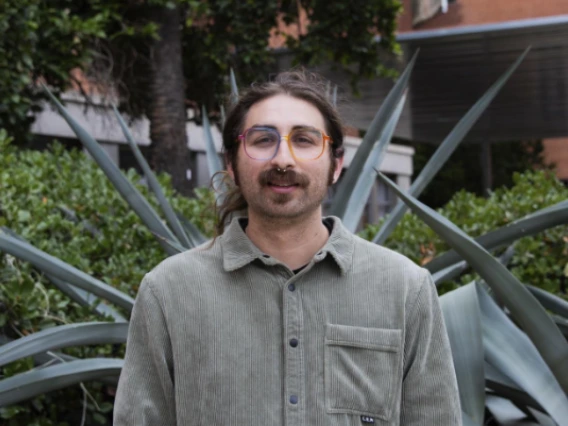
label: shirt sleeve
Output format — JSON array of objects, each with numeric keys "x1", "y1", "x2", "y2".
[
  {"x1": 113, "y1": 274, "x2": 176, "y2": 425},
  {"x1": 400, "y1": 269, "x2": 462, "y2": 425}
]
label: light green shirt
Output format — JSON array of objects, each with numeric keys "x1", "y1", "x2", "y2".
[{"x1": 114, "y1": 217, "x2": 461, "y2": 425}]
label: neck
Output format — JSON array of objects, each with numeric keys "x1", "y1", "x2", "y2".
[{"x1": 245, "y1": 210, "x2": 330, "y2": 270}]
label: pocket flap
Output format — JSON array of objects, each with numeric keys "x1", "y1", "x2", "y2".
[{"x1": 325, "y1": 324, "x2": 401, "y2": 352}]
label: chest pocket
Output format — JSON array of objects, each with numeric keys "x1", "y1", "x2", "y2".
[{"x1": 324, "y1": 324, "x2": 402, "y2": 421}]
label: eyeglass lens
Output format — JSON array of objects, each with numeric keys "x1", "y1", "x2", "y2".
[{"x1": 244, "y1": 127, "x2": 325, "y2": 160}]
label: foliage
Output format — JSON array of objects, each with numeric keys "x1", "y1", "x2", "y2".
[
  {"x1": 1, "y1": 0, "x2": 402, "y2": 139},
  {"x1": 361, "y1": 170, "x2": 568, "y2": 298},
  {"x1": 403, "y1": 138, "x2": 547, "y2": 208},
  {"x1": 0, "y1": 0, "x2": 116, "y2": 144},
  {"x1": 0, "y1": 133, "x2": 214, "y2": 424},
  {"x1": 282, "y1": 0, "x2": 402, "y2": 88},
  {"x1": 100, "y1": 0, "x2": 403, "y2": 114}
]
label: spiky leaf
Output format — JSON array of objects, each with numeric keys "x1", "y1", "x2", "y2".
[
  {"x1": 41, "y1": 85, "x2": 178, "y2": 255},
  {"x1": 373, "y1": 48, "x2": 530, "y2": 245},
  {"x1": 113, "y1": 105, "x2": 192, "y2": 249},
  {"x1": 377, "y1": 172, "x2": 568, "y2": 393},
  {"x1": 329, "y1": 50, "x2": 419, "y2": 218}
]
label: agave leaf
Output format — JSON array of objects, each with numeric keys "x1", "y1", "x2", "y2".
[
  {"x1": 112, "y1": 105, "x2": 192, "y2": 249},
  {"x1": 152, "y1": 232, "x2": 186, "y2": 254},
  {"x1": 431, "y1": 245, "x2": 517, "y2": 285},
  {"x1": 329, "y1": 50, "x2": 419, "y2": 218},
  {"x1": 0, "y1": 323, "x2": 128, "y2": 368},
  {"x1": 377, "y1": 172, "x2": 568, "y2": 393},
  {"x1": 462, "y1": 412, "x2": 477, "y2": 426},
  {"x1": 527, "y1": 408, "x2": 556, "y2": 426},
  {"x1": 332, "y1": 85, "x2": 338, "y2": 107},
  {"x1": 176, "y1": 212, "x2": 207, "y2": 246},
  {"x1": 426, "y1": 199, "x2": 568, "y2": 273},
  {"x1": 477, "y1": 284, "x2": 568, "y2": 423},
  {"x1": 0, "y1": 335, "x2": 119, "y2": 387},
  {"x1": 526, "y1": 285, "x2": 568, "y2": 319},
  {"x1": 202, "y1": 106, "x2": 228, "y2": 208},
  {"x1": 48, "y1": 275, "x2": 127, "y2": 322},
  {"x1": 439, "y1": 283, "x2": 485, "y2": 425},
  {"x1": 41, "y1": 85, "x2": 178, "y2": 256},
  {"x1": 229, "y1": 68, "x2": 239, "y2": 105},
  {"x1": 498, "y1": 244, "x2": 516, "y2": 267},
  {"x1": 0, "y1": 358, "x2": 123, "y2": 407},
  {"x1": 342, "y1": 92, "x2": 407, "y2": 232},
  {"x1": 0, "y1": 232, "x2": 134, "y2": 312},
  {"x1": 220, "y1": 104, "x2": 226, "y2": 128},
  {"x1": 1, "y1": 227, "x2": 126, "y2": 321},
  {"x1": 0, "y1": 335, "x2": 73, "y2": 363},
  {"x1": 485, "y1": 395, "x2": 539, "y2": 425},
  {"x1": 202, "y1": 107, "x2": 225, "y2": 180},
  {"x1": 432, "y1": 260, "x2": 467, "y2": 285},
  {"x1": 57, "y1": 205, "x2": 102, "y2": 238},
  {"x1": 372, "y1": 48, "x2": 530, "y2": 245},
  {"x1": 552, "y1": 315, "x2": 568, "y2": 339},
  {"x1": 484, "y1": 362, "x2": 544, "y2": 412}
]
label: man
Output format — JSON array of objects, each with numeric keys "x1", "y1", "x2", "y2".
[{"x1": 114, "y1": 71, "x2": 462, "y2": 425}]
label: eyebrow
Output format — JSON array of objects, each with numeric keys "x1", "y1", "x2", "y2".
[{"x1": 249, "y1": 124, "x2": 319, "y2": 131}]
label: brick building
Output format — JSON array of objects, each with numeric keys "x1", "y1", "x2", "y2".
[
  {"x1": 398, "y1": 0, "x2": 568, "y2": 183},
  {"x1": 273, "y1": 0, "x2": 568, "y2": 187}
]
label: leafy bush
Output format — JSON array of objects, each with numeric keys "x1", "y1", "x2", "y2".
[
  {"x1": 361, "y1": 170, "x2": 568, "y2": 298},
  {"x1": 0, "y1": 132, "x2": 214, "y2": 425}
]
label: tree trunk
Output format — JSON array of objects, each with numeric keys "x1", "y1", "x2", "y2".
[{"x1": 147, "y1": 6, "x2": 192, "y2": 195}]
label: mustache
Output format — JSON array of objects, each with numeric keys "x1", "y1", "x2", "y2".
[{"x1": 259, "y1": 168, "x2": 309, "y2": 187}]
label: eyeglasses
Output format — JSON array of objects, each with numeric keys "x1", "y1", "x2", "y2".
[{"x1": 237, "y1": 126, "x2": 331, "y2": 161}]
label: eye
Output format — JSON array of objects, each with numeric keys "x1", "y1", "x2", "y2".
[
  {"x1": 249, "y1": 130, "x2": 278, "y2": 146},
  {"x1": 292, "y1": 130, "x2": 319, "y2": 146}
]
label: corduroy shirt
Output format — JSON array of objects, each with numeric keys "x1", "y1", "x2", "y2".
[{"x1": 114, "y1": 217, "x2": 462, "y2": 426}]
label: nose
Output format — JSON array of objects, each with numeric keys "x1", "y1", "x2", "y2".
[{"x1": 270, "y1": 136, "x2": 296, "y2": 169}]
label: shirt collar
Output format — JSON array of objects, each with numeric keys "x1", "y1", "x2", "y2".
[{"x1": 221, "y1": 216, "x2": 354, "y2": 275}]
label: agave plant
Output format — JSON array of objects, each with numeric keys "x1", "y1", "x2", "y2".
[{"x1": 2, "y1": 50, "x2": 568, "y2": 425}]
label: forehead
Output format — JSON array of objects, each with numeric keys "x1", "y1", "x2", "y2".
[{"x1": 243, "y1": 94, "x2": 326, "y2": 131}]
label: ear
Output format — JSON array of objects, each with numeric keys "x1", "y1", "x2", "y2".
[
  {"x1": 332, "y1": 155, "x2": 344, "y2": 184},
  {"x1": 225, "y1": 153, "x2": 235, "y2": 180}
]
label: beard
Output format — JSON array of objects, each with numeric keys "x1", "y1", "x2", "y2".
[{"x1": 232, "y1": 160, "x2": 337, "y2": 221}]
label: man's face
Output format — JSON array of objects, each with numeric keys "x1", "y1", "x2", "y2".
[{"x1": 228, "y1": 94, "x2": 343, "y2": 222}]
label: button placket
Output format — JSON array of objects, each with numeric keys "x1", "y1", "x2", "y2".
[{"x1": 283, "y1": 275, "x2": 304, "y2": 425}]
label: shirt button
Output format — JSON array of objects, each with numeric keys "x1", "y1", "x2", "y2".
[
  {"x1": 289, "y1": 338, "x2": 298, "y2": 348},
  {"x1": 288, "y1": 283, "x2": 296, "y2": 292},
  {"x1": 289, "y1": 395, "x2": 298, "y2": 405}
]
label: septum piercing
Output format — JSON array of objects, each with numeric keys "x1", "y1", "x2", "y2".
[{"x1": 276, "y1": 168, "x2": 288, "y2": 173}]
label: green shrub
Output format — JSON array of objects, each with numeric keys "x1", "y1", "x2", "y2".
[
  {"x1": 0, "y1": 135, "x2": 215, "y2": 425},
  {"x1": 361, "y1": 169, "x2": 568, "y2": 297}
]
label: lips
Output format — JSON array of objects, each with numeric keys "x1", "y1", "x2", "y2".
[
  {"x1": 268, "y1": 181, "x2": 298, "y2": 188},
  {"x1": 259, "y1": 168, "x2": 308, "y2": 189}
]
